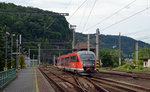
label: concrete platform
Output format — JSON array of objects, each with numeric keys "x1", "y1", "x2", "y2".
[{"x1": 2, "y1": 68, "x2": 55, "y2": 92}]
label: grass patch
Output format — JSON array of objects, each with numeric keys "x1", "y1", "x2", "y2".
[
  {"x1": 115, "y1": 63, "x2": 150, "y2": 73},
  {"x1": 99, "y1": 67, "x2": 107, "y2": 72},
  {"x1": 0, "y1": 90, "x2": 2, "y2": 92}
]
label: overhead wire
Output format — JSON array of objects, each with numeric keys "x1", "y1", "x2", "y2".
[
  {"x1": 68, "y1": 0, "x2": 89, "y2": 20},
  {"x1": 123, "y1": 28, "x2": 150, "y2": 36},
  {"x1": 85, "y1": 0, "x2": 136, "y2": 31},
  {"x1": 64, "y1": 0, "x2": 73, "y2": 11},
  {"x1": 101, "y1": 7, "x2": 150, "y2": 31},
  {"x1": 76, "y1": 1, "x2": 89, "y2": 32},
  {"x1": 136, "y1": 36, "x2": 150, "y2": 40},
  {"x1": 82, "y1": 0, "x2": 97, "y2": 33}
]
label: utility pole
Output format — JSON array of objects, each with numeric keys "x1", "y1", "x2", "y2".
[
  {"x1": 5, "y1": 33, "x2": 8, "y2": 59},
  {"x1": 5, "y1": 32, "x2": 10, "y2": 70},
  {"x1": 118, "y1": 32, "x2": 121, "y2": 66},
  {"x1": 28, "y1": 48, "x2": 30, "y2": 66},
  {"x1": 53, "y1": 55, "x2": 55, "y2": 66},
  {"x1": 16, "y1": 35, "x2": 18, "y2": 69},
  {"x1": 38, "y1": 43, "x2": 41, "y2": 65},
  {"x1": 11, "y1": 34, "x2": 15, "y2": 68},
  {"x1": 19, "y1": 34, "x2": 21, "y2": 54},
  {"x1": 87, "y1": 34, "x2": 90, "y2": 51},
  {"x1": 136, "y1": 41, "x2": 138, "y2": 69},
  {"x1": 96, "y1": 28, "x2": 100, "y2": 71},
  {"x1": 28, "y1": 48, "x2": 30, "y2": 59},
  {"x1": 70, "y1": 25, "x2": 76, "y2": 49},
  {"x1": 72, "y1": 28, "x2": 75, "y2": 49},
  {"x1": 33, "y1": 54, "x2": 35, "y2": 66}
]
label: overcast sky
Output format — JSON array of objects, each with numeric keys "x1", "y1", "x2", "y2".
[{"x1": 1, "y1": 0, "x2": 150, "y2": 44}]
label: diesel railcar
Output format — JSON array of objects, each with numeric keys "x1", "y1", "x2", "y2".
[{"x1": 57, "y1": 51, "x2": 96, "y2": 75}]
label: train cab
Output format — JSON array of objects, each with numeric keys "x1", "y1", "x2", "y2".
[{"x1": 57, "y1": 51, "x2": 96, "y2": 75}]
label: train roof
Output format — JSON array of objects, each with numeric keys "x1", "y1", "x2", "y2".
[{"x1": 58, "y1": 51, "x2": 95, "y2": 58}]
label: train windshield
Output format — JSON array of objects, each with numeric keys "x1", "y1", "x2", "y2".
[
  {"x1": 80, "y1": 54, "x2": 95, "y2": 60},
  {"x1": 80, "y1": 54, "x2": 95, "y2": 65}
]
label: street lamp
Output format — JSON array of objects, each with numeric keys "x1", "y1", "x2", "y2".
[
  {"x1": 11, "y1": 34, "x2": 15, "y2": 68},
  {"x1": 5, "y1": 32, "x2": 10, "y2": 71}
]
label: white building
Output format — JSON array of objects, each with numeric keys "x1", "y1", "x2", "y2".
[
  {"x1": 142, "y1": 58, "x2": 150, "y2": 68},
  {"x1": 24, "y1": 56, "x2": 31, "y2": 67}
]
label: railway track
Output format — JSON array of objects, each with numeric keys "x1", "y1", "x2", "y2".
[
  {"x1": 99, "y1": 70, "x2": 150, "y2": 80},
  {"x1": 90, "y1": 76, "x2": 150, "y2": 92},
  {"x1": 39, "y1": 67, "x2": 84, "y2": 92},
  {"x1": 39, "y1": 67, "x2": 109, "y2": 92},
  {"x1": 39, "y1": 66, "x2": 150, "y2": 92},
  {"x1": 72, "y1": 75, "x2": 108, "y2": 92}
]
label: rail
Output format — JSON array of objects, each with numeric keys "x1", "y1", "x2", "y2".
[{"x1": 0, "y1": 68, "x2": 16, "y2": 89}]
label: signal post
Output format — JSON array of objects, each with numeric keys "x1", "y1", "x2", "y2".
[{"x1": 96, "y1": 28, "x2": 100, "y2": 71}]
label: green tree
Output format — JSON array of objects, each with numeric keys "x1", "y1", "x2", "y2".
[
  {"x1": 19, "y1": 55, "x2": 26, "y2": 69},
  {"x1": 100, "y1": 49, "x2": 124, "y2": 67},
  {"x1": 132, "y1": 47, "x2": 150, "y2": 69},
  {"x1": 0, "y1": 26, "x2": 5, "y2": 71}
]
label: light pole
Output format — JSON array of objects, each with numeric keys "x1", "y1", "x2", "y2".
[
  {"x1": 5, "y1": 32, "x2": 10, "y2": 70},
  {"x1": 38, "y1": 43, "x2": 41, "y2": 65},
  {"x1": 11, "y1": 34, "x2": 15, "y2": 68}
]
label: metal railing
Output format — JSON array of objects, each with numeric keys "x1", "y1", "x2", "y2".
[{"x1": 0, "y1": 68, "x2": 16, "y2": 89}]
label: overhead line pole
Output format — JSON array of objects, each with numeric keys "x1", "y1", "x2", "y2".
[
  {"x1": 96, "y1": 28, "x2": 100, "y2": 71},
  {"x1": 70, "y1": 25, "x2": 76, "y2": 49},
  {"x1": 72, "y1": 29, "x2": 75, "y2": 49},
  {"x1": 28, "y1": 48, "x2": 30, "y2": 59},
  {"x1": 11, "y1": 34, "x2": 15, "y2": 68},
  {"x1": 87, "y1": 34, "x2": 90, "y2": 51},
  {"x1": 16, "y1": 35, "x2": 18, "y2": 69},
  {"x1": 38, "y1": 43, "x2": 41, "y2": 65},
  {"x1": 119, "y1": 32, "x2": 121, "y2": 66},
  {"x1": 136, "y1": 41, "x2": 139, "y2": 69}
]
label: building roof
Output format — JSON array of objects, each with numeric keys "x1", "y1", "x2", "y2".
[
  {"x1": 73, "y1": 42, "x2": 95, "y2": 51},
  {"x1": 140, "y1": 58, "x2": 150, "y2": 61}
]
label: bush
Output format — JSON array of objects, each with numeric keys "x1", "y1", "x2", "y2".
[
  {"x1": 116, "y1": 63, "x2": 136, "y2": 71},
  {"x1": 11, "y1": 58, "x2": 16, "y2": 68},
  {"x1": 19, "y1": 55, "x2": 26, "y2": 69},
  {"x1": 139, "y1": 65, "x2": 143, "y2": 70}
]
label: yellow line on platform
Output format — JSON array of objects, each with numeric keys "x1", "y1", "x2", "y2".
[{"x1": 34, "y1": 68, "x2": 39, "y2": 92}]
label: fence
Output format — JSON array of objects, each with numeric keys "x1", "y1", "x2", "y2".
[{"x1": 0, "y1": 68, "x2": 16, "y2": 89}]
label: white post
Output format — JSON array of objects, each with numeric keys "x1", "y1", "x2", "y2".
[
  {"x1": 87, "y1": 34, "x2": 90, "y2": 51},
  {"x1": 136, "y1": 42, "x2": 138, "y2": 68},
  {"x1": 38, "y1": 44, "x2": 41, "y2": 65},
  {"x1": 118, "y1": 32, "x2": 121, "y2": 66}
]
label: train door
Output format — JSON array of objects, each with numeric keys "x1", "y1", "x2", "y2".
[
  {"x1": 68, "y1": 56, "x2": 71, "y2": 71},
  {"x1": 76, "y1": 55, "x2": 80, "y2": 72},
  {"x1": 75, "y1": 55, "x2": 78, "y2": 72}
]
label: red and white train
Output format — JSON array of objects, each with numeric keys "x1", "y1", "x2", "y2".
[{"x1": 57, "y1": 51, "x2": 96, "y2": 75}]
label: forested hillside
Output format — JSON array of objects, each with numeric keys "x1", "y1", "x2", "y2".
[
  {"x1": 0, "y1": 2, "x2": 72, "y2": 70},
  {"x1": 76, "y1": 32, "x2": 150, "y2": 57},
  {"x1": 0, "y1": 3, "x2": 72, "y2": 41}
]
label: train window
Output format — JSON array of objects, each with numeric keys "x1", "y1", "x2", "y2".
[
  {"x1": 80, "y1": 54, "x2": 95, "y2": 60},
  {"x1": 65, "y1": 57, "x2": 69, "y2": 66},
  {"x1": 76, "y1": 56, "x2": 79, "y2": 62},
  {"x1": 57, "y1": 59, "x2": 60, "y2": 63},
  {"x1": 71, "y1": 56, "x2": 79, "y2": 62},
  {"x1": 61, "y1": 58, "x2": 64, "y2": 66}
]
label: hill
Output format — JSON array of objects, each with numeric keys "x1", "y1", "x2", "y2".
[
  {"x1": 0, "y1": 2, "x2": 72, "y2": 70},
  {"x1": 76, "y1": 32, "x2": 150, "y2": 57}
]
